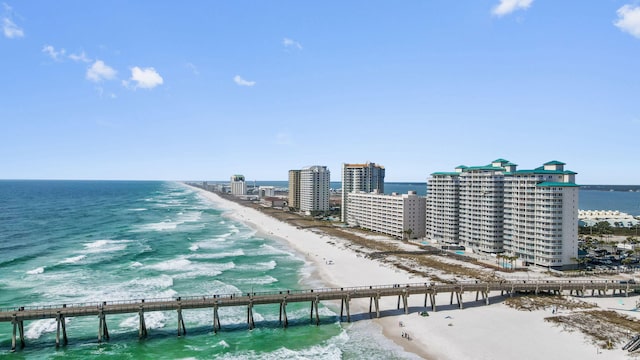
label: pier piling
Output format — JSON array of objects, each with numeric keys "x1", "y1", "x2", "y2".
[
  {"x1": 56, "y1": 312, "x2": 67, "y2": 347},
  {"x1": 177, "y1": 308, "x2": 186, "y2": 337},
  {"x1": 138, "y1": 306, "x2": 147, "y2": 339},
  {"x1": 313, "y1": 296, "x2": 320, "y2": 325},
  {"x1": 11, "y1": 315, "x2": 25, "y2": 352},
  {"x1": 280, "y1": 299, "x2": 288, "y2": 328},
  {"x1": 213, "y1": 303, "x2": 221, "y2": 333},
  {"x1": 247, "y1": 302, "x2": 255, "y2": 330},
  {"x1": 98, "y1": 310, "x2": 109, "y2": 342}
]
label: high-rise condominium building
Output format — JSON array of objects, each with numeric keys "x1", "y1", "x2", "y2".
[
  {"x1": 346, "y1": 191, "x2": 426, "y2": 239},
  {"x1": 341, "y1": 162, "x2": 385, "y2": 222},
  {"x1": 230, "y1": 174, "x2": 247, "y2": 196},
  {"x1": 288, "y1": 169, "x2": 301, "y2": 210},
  {"x1": 503, "y1": 160, "x2": 578, "y2": 268},
  {"x1": 426, "y1": 159, "x2": 578, "y2": 269},
  {"x1": 300, "y1": 166, "x2": 330, "y2": 214}
]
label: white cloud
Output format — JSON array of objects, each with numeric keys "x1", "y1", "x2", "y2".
[
  {"x1": 615, "y1": 4, "x2": 640, "y2": 39},
  {"x1": 42, "y1": 45, "x2": 66, "y2": 61},
  {"x1": 233, "y1": 75, "x2": 255, "y2": 87},
  {"x1": 68, "y1": 51, "x2": 91, "y2": 63},
  {"x1": 127, "y1": 66, "x2": 163, "y2": 89},
  {"x1": 492, "y1": 0, "x2": 533, "y2": 17},
  {"x1": 283, "y1": 37, "x2": 302, "y2": 50},
  {"x1": 186, "y1": 62, "x2": 199, "y2": 75},
  {"x1": 2, "y1": 17, "x2": 23, "y2": 38},
  {"x1": 86, "y1": 60, "x2": 117, "y2": 82}
]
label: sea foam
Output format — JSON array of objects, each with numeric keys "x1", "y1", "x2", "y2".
[
  {"x1": 82, "y1": 239, "x2": 131, "y2": 253},
  {"x1": 59, "y1": 255, "x2": 86, "y2": 264},
  {"x1": 25, "y1": 319, "x2": 57, "y2": 340},
  {"x1": 26, "y1": 266, "x2": 45, "y2": 275}
]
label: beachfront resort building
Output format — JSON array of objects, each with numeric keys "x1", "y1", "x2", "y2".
[
  {"x1": 288, "y1": 169, "x2": 301, "y2": 210},
  {"x1": 299, "y1": 166, "x2": 330, "y2": 215},
  {"x1": 341, "y1": 162, "x2": 385, "y2": 222},
  {"x1": 578, "y1": 210, "x2": 639, "y2": 228},
  {"x1": 426, "y1": 159, "x2": 579, "y2": 269},
  {"x1": 230, "y1": 175, "x2": 247, "y2": 196},
  {"x1": 346, "y1": 191, "x2": 426, "y2": 239}
]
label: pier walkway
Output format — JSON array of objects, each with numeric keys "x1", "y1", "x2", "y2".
[{"x1": 2, "y1": 279, "x2": 638, "y2": 351}]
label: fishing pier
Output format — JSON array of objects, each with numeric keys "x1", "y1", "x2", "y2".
[{"x1": 1, "y1": 279, "x2": 638, "y2": 351}]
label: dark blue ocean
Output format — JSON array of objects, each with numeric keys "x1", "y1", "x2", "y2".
[{"x1": 0, "y1": 180, "x2": 414, "y2": 359}]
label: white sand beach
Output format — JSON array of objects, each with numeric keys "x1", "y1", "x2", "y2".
[{"x1": 191, "y1": 186, "x2": 637, "y2": 360}]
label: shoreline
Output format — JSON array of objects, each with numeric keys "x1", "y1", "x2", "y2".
[
  {"x1": 188, "y1": 185, "x2": 637, "y2": 360},
  {"x1": 190, "y1": 186, "x2": 435, "y2": 358}
]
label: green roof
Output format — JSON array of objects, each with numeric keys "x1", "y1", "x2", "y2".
[
  {"x1": 503, "y1": 162, "x2": 518, "y2": 166},
  {"x1": 543, "y1": 160, "x2": 566, "y2": 166},
  {"x1": 464, "y1": 166, "x2": 504, "y2": 171},
  {"x1": 492, "y1": 158, "x2": 509, "y2": 163},
  {"x1": 455, "y1": 165, "x2": 467, "y2": 169},
  {"x1": 431, "y1": 172, "x2": 460, "y2": 176},
  {"x1": 505, "y1": 169, "x2": 577, "y2": 175},
  {"x1": 536, "y1": 182, "x2": 579, "y2": 187}
]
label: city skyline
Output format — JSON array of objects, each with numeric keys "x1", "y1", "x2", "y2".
[{"x1": 2, "y1": 1, "x2": 640, "y2": 184}]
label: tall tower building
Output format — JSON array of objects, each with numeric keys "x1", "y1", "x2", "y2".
[
  {"x1": 503, "y1": 160, "x2": 579, "y2": 268},
  {"x1": 341, "y1": 162, "x2": 385, "y2": 222},
  {"x1": 426, "y1": 159, "x2": 578, "y2": 269},
  {"x1": 300, "y1": 165, "x2": 330, "y2": 214},
  {"x1": 425, "y1": 169, "x2": 461, "y2": 244},
  {"x1": 288, "y1": 169, "x2": 301, "y2": 210},
  {"x1": 230, "y1": 174, "x2": 247, "y2": 196}
]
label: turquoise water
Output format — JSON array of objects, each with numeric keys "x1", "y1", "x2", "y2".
[{"x1": 0, "y1": 181, "x2": 414, "y2": 359}]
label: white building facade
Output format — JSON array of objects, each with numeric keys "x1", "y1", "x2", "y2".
[
  {"x1": 258, "y1": 186, "x2": 276, "y2": 198},
  {"x1": 300, "y1": 165, "x2": 330, "y2": 214},
  {"x1": 230, "y1": 175, "x2": 247, "y2": 196},
  {"x1": 426, "y1": 159, "x2": 578, "y2": 269},
  {"x1": 346, "y1": 191, "x2": 426, "y2": 239},
  {"x1": 425, "y1": 171, "x2": 461, "y2": 244},
  {"x1": 341, "y1": 162, "x2": 385, "y2": 222},
  {"x1": 503, "y1": 160, "x2": 579, "y2": 268}
]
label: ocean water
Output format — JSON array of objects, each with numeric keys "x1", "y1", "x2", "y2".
[{"x1": 0, "y1": 181, "x2": 415, "y2": 359}]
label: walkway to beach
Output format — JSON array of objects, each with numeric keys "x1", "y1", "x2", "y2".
[{"x1": 2, "y1": 279, "x2": 637, "y2": 352}]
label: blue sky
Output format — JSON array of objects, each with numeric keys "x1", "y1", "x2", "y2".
[{"x1": 1, "y1": 1, "x2": 639, "y2": 184}]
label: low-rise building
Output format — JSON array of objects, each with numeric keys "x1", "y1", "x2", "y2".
[
  {"x1": 346, "y1": 191, "x2": 426, "y2": 239},
  {"x1": 260, "y1": 197, "x2": 287, "y2": 208}
]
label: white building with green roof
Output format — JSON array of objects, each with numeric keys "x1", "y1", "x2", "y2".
[
  {"x1": 426, "y1": 159, "x2": 579, "y2": 269},
  {"x1": 503, "y1": 160, "x2": 579, "y2": 269}
]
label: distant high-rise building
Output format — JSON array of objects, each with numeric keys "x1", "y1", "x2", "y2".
[
  {"x1": 230, "y1": 174, "x2": 247, "y2": 196},
  {"x1": 300, "y1": 165, "x2": 330, "y2": 214},
  {"x1": 426, "y1": 159, "x2": 578, "y2": 269},
  {"x1": 341, "y1": 162, "x2": 385, "y2": 222},
  {"x1": 288, "y1": 169, "x2": 301, "y2": 209}
]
